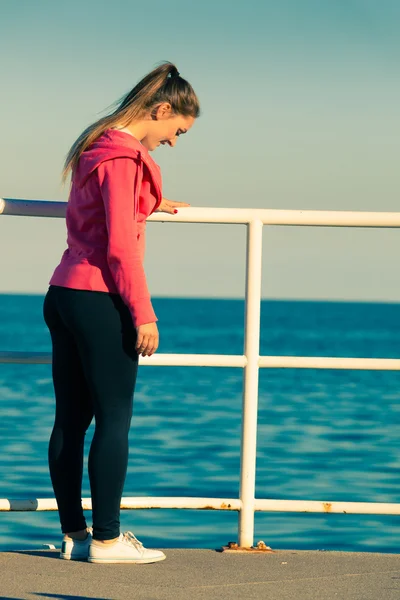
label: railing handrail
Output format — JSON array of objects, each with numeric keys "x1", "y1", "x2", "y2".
[
  {"x1": 2, "y1": 197, "x2": 400, "y2": 227},
  {"x1": 1, "y1": 496, "x2": 399, "y2": 515},
  {"x1": 2, "y1": 352, "x2": 400, "y2": 370},
  {"x1": 1, "y1": 197, "x2": 400, "y2": 550}
]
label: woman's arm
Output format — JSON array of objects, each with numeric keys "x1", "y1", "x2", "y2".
[{"x1": 97, "y1": 157, "x2": 158, "y2": 328}]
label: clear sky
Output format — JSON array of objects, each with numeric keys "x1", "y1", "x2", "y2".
[{"x1": 1, "y1": 0, "x2": 399, "y2": 300}]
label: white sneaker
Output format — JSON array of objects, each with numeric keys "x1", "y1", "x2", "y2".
[
  {"x1": 88, "y1": 531, "x2": 166, "y2": 564},
  {"x1": 60, "y1": 529, "x2": 92, "y2": 561}
]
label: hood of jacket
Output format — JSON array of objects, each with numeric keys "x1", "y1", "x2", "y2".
[{"x1": 72, "y1": 129, "x2": 162, "y2": 203}]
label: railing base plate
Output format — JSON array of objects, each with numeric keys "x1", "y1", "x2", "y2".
[{"x1": 220, "y1": 540, "x2": 274, "y2": 553}]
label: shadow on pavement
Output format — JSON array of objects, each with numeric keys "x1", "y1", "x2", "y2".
[
  {"x1": 9, "y1": 550, "x2": 60, "y2": 560},
  {"x1": 0, "y1": 594, "x2": 112, "y2": 599}
]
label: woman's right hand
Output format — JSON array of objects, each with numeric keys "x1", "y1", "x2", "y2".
[{"x1": 135, "y1": 322, "x2": 159, "y2": 357}]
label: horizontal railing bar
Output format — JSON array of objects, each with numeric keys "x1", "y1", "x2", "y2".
[
  {"x1": 0, "y1": 497, "x2": 241, "y2": 512},
  {"x1": 258, "y1": 356, "x2": 400, "y2": 370},
  {"x1": 2, "y1": 351, "x2": 400, "y2": 370},
  {"x1": 2, "y1": 198, "x2": 400, "y2": 228},
  {"x1": 1, "y1": 496, "x2": 399, "y2": 515},
  {"x1": 152, "y1": 208, "x2": 400, "y2": 228},
  {"x1": 0, "y1": 352, "x2": 51, "y2": 364},
  {"x1": 254, "y1": 499, "x2": 400, "y2": 515},
  {"x1": 0, "y1": 199, "x2": 67, "y2": 218},
  {"x1": 0, "y1": 352, "x2": 246, "y2": 367}
]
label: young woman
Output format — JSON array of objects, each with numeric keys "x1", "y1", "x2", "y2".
[{"x1": 43, "y1": 62, "x2": 200, "y2": 564}]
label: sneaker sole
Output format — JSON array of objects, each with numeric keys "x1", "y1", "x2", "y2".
[
  {"x1": 60, "y1": 553, "x2": 89, "y2": 561},
  {"x1": 88, "y1": 554, "x2": 166, "y2": 564}
]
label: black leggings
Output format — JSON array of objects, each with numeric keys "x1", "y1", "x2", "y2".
[{"x1": 43, "y1": 285, "x2": 138, "y2": 540}]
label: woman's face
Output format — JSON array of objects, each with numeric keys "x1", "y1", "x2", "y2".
[{"x1": 142, "y1": 103, "x2": 195, "y2": 151}]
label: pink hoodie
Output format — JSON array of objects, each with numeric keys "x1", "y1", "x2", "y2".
[{"x1": 49, "y1": 129, "x2": 162, "y2": 327}]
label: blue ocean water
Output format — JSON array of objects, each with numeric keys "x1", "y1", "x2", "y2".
[{"x1": 0, "y1": 295, "x2": 399, "y2": 553}]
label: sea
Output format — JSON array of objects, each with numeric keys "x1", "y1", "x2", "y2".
[{"x1": 0, "y1": 295, "x2": 399, "y2": 553}]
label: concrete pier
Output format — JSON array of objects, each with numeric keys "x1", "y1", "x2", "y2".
[{"x1": 1, "y1": 548, "x2": 399, "y2": 600}]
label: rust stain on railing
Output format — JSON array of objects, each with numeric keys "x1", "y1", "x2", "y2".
[{"x1": 203, "y1": 502, "x2": 233, "y2": 510}]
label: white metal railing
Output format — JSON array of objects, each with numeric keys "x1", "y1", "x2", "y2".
[{"x1": 1, "y1": 197, "x2": 400, "y2": 548}]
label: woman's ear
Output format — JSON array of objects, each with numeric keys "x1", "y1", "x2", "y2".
[{"x1": 155, "y1": 102, "x2": 173, "y2": 120}]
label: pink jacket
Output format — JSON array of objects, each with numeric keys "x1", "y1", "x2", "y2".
[{"x1": 49, "y1": 129, "x2": 162, "y2": 327}]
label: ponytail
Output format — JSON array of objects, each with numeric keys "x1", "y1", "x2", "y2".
[{"x1": 61, "y1": 62, "x2": 200, "y2": 184}]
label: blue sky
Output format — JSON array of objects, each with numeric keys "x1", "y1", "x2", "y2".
[{"x1": 1, "y1": 0, "x2": 399, "y2": 300}]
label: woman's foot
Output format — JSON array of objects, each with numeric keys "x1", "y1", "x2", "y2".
[
  {"x1": 88, "y1": 531, "x2": 166, "y2": 564},
  {"x1": 63, "y1": 528, "x2": 90, "y2": 542},
  {"x1": 91, "y1": 537, "x2": 119, "y2": 545},
  {"x1": 60, "y1": 528, "x2": 92, "y2": 560}
]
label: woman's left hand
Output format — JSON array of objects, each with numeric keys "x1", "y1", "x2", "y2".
[{"x1": 155, "y1": 197, "x2": 190, "y2": 214}]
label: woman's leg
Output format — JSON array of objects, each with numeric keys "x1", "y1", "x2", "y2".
[
  {"x1": 43, "y1": 286, "x2": 94, "y2": 534},
  {"x1": 51, "y1": 286, "x2": 139, "y2": 541}
]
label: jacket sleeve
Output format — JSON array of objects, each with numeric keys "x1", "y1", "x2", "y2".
[{"x1": 97, "y1": 157, "x2": 158, "y2": 328}]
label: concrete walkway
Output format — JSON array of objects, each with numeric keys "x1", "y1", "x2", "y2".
[{"x1": 1, "y1": 548, "x2": 399, "y2": 600}]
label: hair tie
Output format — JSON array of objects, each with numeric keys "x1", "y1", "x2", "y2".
[{"x1": 170, "y1": 69, "x2": 180, "y2": 78}]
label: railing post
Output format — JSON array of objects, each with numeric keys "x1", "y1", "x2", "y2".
[{"x1": 238, "y1": 219, "x2": 263, "y2": 547}]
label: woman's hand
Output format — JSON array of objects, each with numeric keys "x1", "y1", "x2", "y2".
[
  {"x1": 135, "y1": 322, "x2": 159, "y2": 357},
  {"x1": 155, "y1": 197, "x2": 190, "y2": 214},
  {"x1": 136, "y1": 198, "x2": 188, "y2": 357}
]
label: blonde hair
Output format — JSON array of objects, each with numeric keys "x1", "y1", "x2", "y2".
[{"x1": 61, "y1": 61, "x2": 200, "y2": 184}]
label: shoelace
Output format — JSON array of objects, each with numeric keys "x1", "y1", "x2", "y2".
[{"x1": 122, "y1": 531, "x2": 144, "y2": 553}]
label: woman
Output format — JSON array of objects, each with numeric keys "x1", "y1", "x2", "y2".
[{"x1": 43, "y1": 62, "x2": 200, "y2": 563}]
